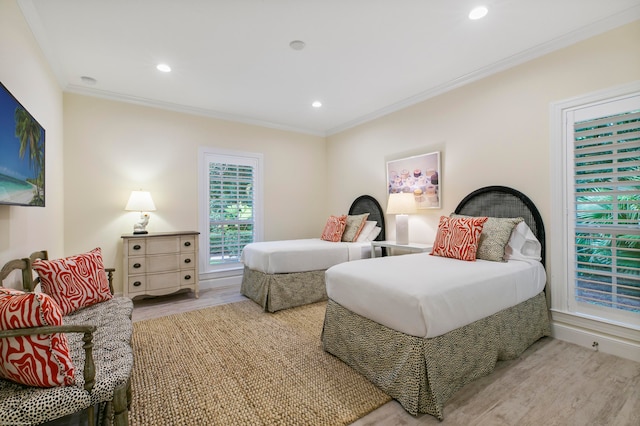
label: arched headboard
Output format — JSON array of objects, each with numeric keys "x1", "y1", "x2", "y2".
[
  {"x1": 454, "y1": 186, "x2": 545, "y2": 265},
  {"x1": 348, "y1": 195, "x2": 386, "y2": 242}
]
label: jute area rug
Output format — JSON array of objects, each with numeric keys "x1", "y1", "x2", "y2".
[{"x1": 130, "y1": 300, "x2": 391, "y2": 425}]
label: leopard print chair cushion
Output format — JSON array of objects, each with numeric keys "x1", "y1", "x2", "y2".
[{"x1": 0, "y1": 296, "x2": 133, "y2": 425}]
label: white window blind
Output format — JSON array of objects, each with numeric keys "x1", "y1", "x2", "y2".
[
  {"x1": 208, "y1": 161, "x2": 255, "y2": 265},
  {"x1": 572, "y1": 109, "x2": 640, "y2": 314},
  {"x1": 198, "y1": 148, "x2": 263, "y2": 275}
]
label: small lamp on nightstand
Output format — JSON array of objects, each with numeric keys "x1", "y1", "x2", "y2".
[
  {"x1": 386, "y1": 192, "x2": 417, "y2": 245},
  {"x1": 125, "y1": 190, "x2": 156, "y2": 234}
]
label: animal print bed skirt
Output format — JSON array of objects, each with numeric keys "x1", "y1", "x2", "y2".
[
  {"x1": 322, "y1": 292, "x2": 551, "y2": 420},
  {"x1": 241, "y1": 266, "x2": 327, "y2": 312}
]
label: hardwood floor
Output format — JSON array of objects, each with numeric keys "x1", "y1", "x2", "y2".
[
  {"x1": 131, "y1": 283, "x2": 247, "y2": 322},
  {"x1": 132, "y1": 285, "x2": 640, "y2": 425}
]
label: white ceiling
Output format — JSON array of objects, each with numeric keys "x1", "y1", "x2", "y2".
[{"x1": 18, "y1": 0, "x2": 640, "y2": 136}]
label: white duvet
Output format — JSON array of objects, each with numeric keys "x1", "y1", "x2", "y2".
[
  {"x1": 240, "y1": 238, "x2": 374, "y2": 274},
  {"x1": 325, "y1": 252, "x2": 546, "y2": 338}
]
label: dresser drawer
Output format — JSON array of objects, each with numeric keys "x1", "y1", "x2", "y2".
[
  {"x1": 180, "y1": 269, "x2": 196, "y2": 286},
  {"x1": 146, "y1": 254, "x2": 180, "y2": 273},
  {"x1": 180, "y1": 253, "x2": 195, "y2": 269},
  {"x1": 128, "y1": 257, "x2": 146, "y2": 274},
  {"x1": 128, "y1": 276, "x2": 146, "y2": 293},
  {"x1": 127, "y1": 239, "x2": 146, "y2": 255},
  {"x1": 180, "y1": 235, "x2": 196, "y2": 253},
  {"x1": 146, "y1": 237, "x2": 181, "y2": 255},
  {"x1": 147, "y1": 271, "x2": 182, "y2": 291}
]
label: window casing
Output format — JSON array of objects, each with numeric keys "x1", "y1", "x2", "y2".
[
  {"x1": 551, "y1": 86, "x2": 639, "y2": 330},
  {"x1": 198, "y1": 148, "x2": 263, "y2": 276}
]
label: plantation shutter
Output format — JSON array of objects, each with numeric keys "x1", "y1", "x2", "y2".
[
  {"x1": 572, "y1": 109, "x2": 640, "y2": 313},
  {"x1": 208, "y1": 161, "x2": 255, "y2": 266}
]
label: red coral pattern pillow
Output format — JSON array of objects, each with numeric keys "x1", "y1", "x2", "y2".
[
  {"x1": 320, "y1": 215, "x2": 347, "y2": 242},
  {"x1": 32, "y1": 247, "x2": 112, "y2": 316},
  {"x1": 0, "y1": 288, "x2": 75, "y2": 387},
  {"x1": 430, "y1": 216, "x2": 488, "y2": 261}
]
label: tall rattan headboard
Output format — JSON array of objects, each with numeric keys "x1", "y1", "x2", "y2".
[
  {"x1": 348, "y1": 195, "x2": 386, "y2": 242},
  {"x1": 454, "y1": 186, "x2": 545, "y2": 265}
]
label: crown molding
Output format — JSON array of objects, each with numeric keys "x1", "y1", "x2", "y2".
[
  {"x1": 326, "y1": 8, "x2": 640, "y2": 136},
  {"x1": 63, "y1": 84, "x2": 325, "y2": 137}
]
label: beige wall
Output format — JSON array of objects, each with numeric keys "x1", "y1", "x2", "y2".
[
  {"x1": 0, "y1": 0, "x2": 65, "y2": 288},
  {"x1": 326, "y1": 21, "x2": 640, "y2": 259},
  {"x1": 63, "y1": 94, "x2": 327, "y2": 292}
]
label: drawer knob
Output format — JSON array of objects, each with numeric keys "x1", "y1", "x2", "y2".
[
  {"x1": 133, "y1": 244, "x2": 141, "y2": 250},
  {"x1": 184, "y1": 258, "x2": 191, "y2": 264},
  {"x1": 184, "y1": 241, "x2": 191, "y2": 247},
  {"x1": 184, "y1": 275, "x2": 191, "y2": 280},
  {"x1": 133, "y1": 281, "x2": 142, "y2": 287},
  {"x1": 133, "y1": 263, "x2": 141, "y2": 269}
]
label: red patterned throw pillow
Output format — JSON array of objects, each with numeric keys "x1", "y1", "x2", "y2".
[
  {"x1": 0, "y1": 288, "x2": 75, "y2": 387},
  {"x1": 32, "y1": 247, "x2": 112, "y2": 316},
  {"x1": 320, "y1": 215, "x2": 348, "y2": 242},
  {"x1": 430, "y1": 216, "x2": 488, "y2": 261}
]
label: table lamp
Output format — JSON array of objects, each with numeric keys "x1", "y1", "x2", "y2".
[
  {"x1": 386, "y1": 193, "x2": 417, "y2": 245},
  {"x1": 125, "y1": 190, "x2": 156, "y2": 234}
]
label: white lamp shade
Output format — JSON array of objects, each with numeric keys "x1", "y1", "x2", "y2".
[
  {"x1": 386, "y1": 193, "x2": 417, "y2": 215},
  {"x1": 125, "y1": 191, "x2": 156, "y2": 212}
]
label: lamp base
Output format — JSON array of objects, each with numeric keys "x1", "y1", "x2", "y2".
[
  {"x1": 395, "y1": 214, "x2": 409, "y2": 245},
  {"x1": 132, "y1": 212, "x2": 150, "y2": 235}
]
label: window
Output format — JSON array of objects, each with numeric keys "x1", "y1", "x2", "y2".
[
  {"x1": 572, "y1": 109, "x2": 640, "y2": 316},
  {"x1": 552, "y1": 86, "x2": 639, "y2": 328},
  {"x1": 198, "y1": 148, "x2": 263, "y2": 276}
]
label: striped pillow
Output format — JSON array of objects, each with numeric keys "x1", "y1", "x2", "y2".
[
  {"x1": 451, "y1": 214, "x2": 524, "y2": 262},
  {"x1": 32, "y1": 248, "x2": 112, "y2": 316},
  {"x1": 0, "y1": 288, "x2": 75, "y2": 387},
  {"x1": 430, "y1": 216, "x2": 488, "y2": 261}
]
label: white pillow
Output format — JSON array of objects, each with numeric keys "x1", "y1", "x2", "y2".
[
  {"x1": 355, "y1": 221, "x2": 377, "y2": 242},
  {"x1": 504, "y1": 221, "x2": 542, "y2": 261},
  {"x1": 367, "y1": 226, "x2": 382, "y2": 242}
]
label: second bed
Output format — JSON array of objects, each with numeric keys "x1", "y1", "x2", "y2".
[{"x1": 240, "y1": 195, "x2": 386, "y2": 312}]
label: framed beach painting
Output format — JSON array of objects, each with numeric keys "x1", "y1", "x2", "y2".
[
  {"x1": 0, "y1": 82, "x2": 45, "y2": 207},
  {"x1": 387, "y1": 151, "x2": 441, "y2": 209}
]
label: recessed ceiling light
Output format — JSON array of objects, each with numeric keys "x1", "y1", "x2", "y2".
[
  {"x1": 312, "y1": 101, "x2": 322, "y2": 108},
  {"x1": 156, "y1": 63, "x2": 171, "y2": 72},
  {"x1": 469, "y1": 6, "x2": 488, "y2": 20},
  {"x1": 289, "y1": 40, "x2": 306, "y2": 51}
]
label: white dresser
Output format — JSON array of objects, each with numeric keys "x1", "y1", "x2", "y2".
[{"x1": 121, "y1": 231, "x2": 200, "y2": 299}]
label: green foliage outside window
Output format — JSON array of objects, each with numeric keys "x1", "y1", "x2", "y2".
[
  {"x1": 574, "y1": 111, "x2": 639, "y2": 313},
  {"x1": 208, "y1": 163, "x2": 254, "y2": 264}
]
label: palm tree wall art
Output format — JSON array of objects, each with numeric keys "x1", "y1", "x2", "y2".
[{"x1": 0, "y1": 82, "x2": 45, "y2": 207}]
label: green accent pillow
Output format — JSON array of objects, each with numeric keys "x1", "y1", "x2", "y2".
[{"x1": 341, "y1": 213, "x2": 369, "y2": 242}]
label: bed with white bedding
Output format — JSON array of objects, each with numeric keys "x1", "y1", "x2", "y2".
[
  {"x1": 240, "y1": 195, "x2": 386, "y2": 312},
  {"x1": 240, "y1": 239, "x2": 375, "y2": 274},
  {"x1": 321, "y1": 186, "x2": 551, "y2": 420}
]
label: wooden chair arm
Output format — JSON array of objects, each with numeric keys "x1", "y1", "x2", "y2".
[
  {"x1": 0, "y1": 258, "x2": 33, "y2": 291},
  {"x1": 28, "y1": 251, "x2": 48, "y2": 292},
  {"x1": 105, "y1": 268, "x2": 115, "y2": 294},
  {"x1": 0, "y1": 324, "x2": 98, "y2": 393}
]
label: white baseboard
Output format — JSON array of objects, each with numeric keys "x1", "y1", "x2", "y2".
[
  {"x1": 551, "y1": 322, "x2": 640, "y2": 362},
  {"x1": 199, "y1": 274, "x2": 242, "y2": 290}
]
